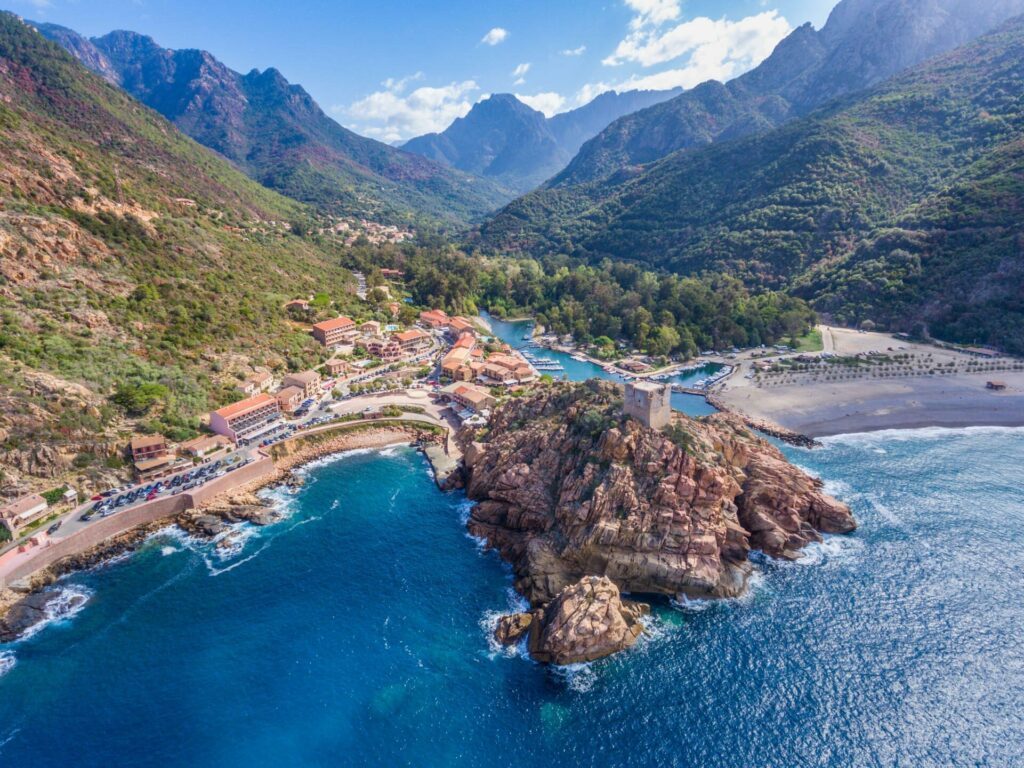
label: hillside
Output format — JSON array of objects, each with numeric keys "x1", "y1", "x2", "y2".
[
  {"x1": 402, "y1": 89, "x2": 678, "y2": 193},
  {"x1": 0, "y1": 14, "x2": 363, "y2": 491},
  {"x1": 32, "y1": 23, "x2": 510, "y2": 226},
  {"x1": 551, "y1": 0, "x2": 1024, "y2": 186},
  {"x1": 479, "y1": 17, "x2": 1024, "y2": 353}
]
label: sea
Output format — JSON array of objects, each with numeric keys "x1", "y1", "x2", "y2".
[{"x1": 0, "y1": 319, "x2": 1021, "y2": 767}]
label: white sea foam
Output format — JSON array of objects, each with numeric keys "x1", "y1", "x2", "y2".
[
  {"x1": 482, "y1": 588, "x2": 531, "y2": 659},
  {"x1": 551, "y1": 662, "x2": 597, "y2": 693},
  {"x1": 160, "y1": 546, "x2": 177, "y2": 557},
  {"x1": 670, "y1": 593, "x2": 715, "y2": 613},
  {"x1": 793, "y1": 535, "x2": 865, "y2": 567},
  {"x1": 0, "y1": 650, "x2": 16, "y2": 677},
  {"x1": 16, "y1": 585, "x2": 93, "y2": 642},
  {"x1": 822, "y1": 424, "x2": 1024, "y2": 446}
]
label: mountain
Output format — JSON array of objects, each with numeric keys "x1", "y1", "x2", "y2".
[
  {"x1": 31, "y1": 24, "x2": 511, "y2": 226},
  {"x1": 551, "y1": 0, "x2": 1024, "y2": 186},
  {"x1": 0, "y1": 13, "x2": 366, "y2": 485},
  {"x1": 403, "y1": 89, "x2": 679, "y2": 193},
  {"x1": 479, "y1": 16, "x2": 1024, "y2": 353}
]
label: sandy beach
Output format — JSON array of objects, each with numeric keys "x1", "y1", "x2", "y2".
[{"x1": 716, "y1": 327, "x2": 1024, "y2": 436}]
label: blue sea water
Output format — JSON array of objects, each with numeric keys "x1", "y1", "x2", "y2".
[
  {"x1": 1, "y1": 432, "x2": 1023, "y2": 767},
  {"x1": 2, "y1": 318, "x2": 1022, "y2": 765}
]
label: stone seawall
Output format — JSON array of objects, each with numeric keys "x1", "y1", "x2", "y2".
[{"x1": 0, "y1": 458, "x2": 275, "y2": 588}]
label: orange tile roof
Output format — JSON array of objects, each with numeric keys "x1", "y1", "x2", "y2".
[
  {"x1": 213, "y1": 393, "x2": 277, "y2": 419},
  {"x1": 394, "y1": 329, "x2": 429, "y2": 343},
  {"x1": 313, "y1": 316, "x2": 355, "y2": 332},
  {"x1": 454, "y1": 333, "x2": 475, "y2": 349},
  {"x1": 130, "y1": 434, "x2": 166, "y2": 451}
]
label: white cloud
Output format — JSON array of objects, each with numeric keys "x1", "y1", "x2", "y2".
[
  {"x1": 481, "y1": 27, "x2": 508, "y2": 46},
  {"x1": 624, "y1": 0, "x2": 681, "y2": 29},
  {"x1": 512, "y1": 62, "x2": 531, "y2": 78},
  {"x1": 343, "y1": 77, "x2": 480, "y2": 143},
  {"x1": 515, "y1": 92, "x2": 567, "y2": 117},
  {"x1": 561, "y1": 45, "x2": 587, "y2": 56},
  {"x1": 604, "y1": 10, "x2": 791, "y2": 70}
]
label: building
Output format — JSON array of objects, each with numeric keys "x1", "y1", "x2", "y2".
[
  {"x1": 393, "y1": 328, "x2": 431, "y2": 355},
  {"x1": 324, "y1": 358, "x2": 352, "y2": 377},
  {"x1": 240, "y1": 370, "x2": 273, "y2": 396},
  {"x1": 442, "y1": 346, "x2": 473, "y2": 379},
  {"x1": 442, "y1": 383, "x2": 496, "y2": 415},
  {"x1": 360, "y1": 336, "x2": 402, "y2": 362},
  {"x1": 283, "y1": 370, "x2": 322, "y2": 399},
  {"x1": 419, "y1": 309, "x2": 450, "y2": 329},
  {"x1": 380, "y1": 268, "x2": 405, "y2": 280},
  {"x1": 276, "y1": 386, "x2": 304, "y2": 413},
  {"x1": 130, "y1": 435, "x2": 169, "y2": 464},
  {"x1": 284, "y1": 299, "x2": 310, "y2": 311},
  {"x1": 360, "y1": 320, "x2": 382, "y2": 336},
  {"x1": 478, "y1": 353, "x2": 535, "y2": 385},
  {"x1": 130, "y1": 434, "x2": 177, "y2": 480},
  {"x1": 0, "y1": 494, "x2": 49, "y2": 536},
  {"x1": 624, "y1": 381, "x2": 672, "y2": 430},
  {"x1": 210, "y1": 393, "x2": 282, "y2": 443},
  {"x1": 448, "y1": 316, "x2": 476, "y2": 336},
  {"x1": 179, "y1": 434, "x2": 232, "y2": 458},
  {"x1": 312, "y1": 316, "x2": 357, "y2": 347},
  {"x1": 387, "y1": 302, "x2": 401, "y2": 317}
]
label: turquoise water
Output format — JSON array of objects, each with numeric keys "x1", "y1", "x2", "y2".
[
  {"x1": 2, "y1": 432, "x2": 1023, "y2": 766},
  {"x1": 483, "y1": 312, "x2": 720, "y2": 417}
]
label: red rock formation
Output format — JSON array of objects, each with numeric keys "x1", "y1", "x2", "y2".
[{"x1": 463, "y1": 382, "x2": 855, "y2": 614}]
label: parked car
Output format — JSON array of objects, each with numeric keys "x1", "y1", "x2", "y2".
[{"x1": 47, "y1": 520, "x2": 62, "y2": 535}]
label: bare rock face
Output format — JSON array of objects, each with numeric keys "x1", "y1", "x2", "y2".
[
  {"x1": 527, "y1": 576, "x2": 648, "y2": 665},
  {"x1": 462, "y1": 382, "x2": 855, "y2": 611},
  {"x1": 494, "y1": 612, "x2": 533, "y2": 646}
]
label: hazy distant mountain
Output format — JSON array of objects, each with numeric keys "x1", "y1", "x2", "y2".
[
  {"x1": 402, "y1": 89, "x2": 679, "y2": 193},
  {"x1": 551, "y1": 0, "x2": 1024, "y2": 186},
  {"x1": 33, "y1": 24, "x2": 511, "y2": 225}
]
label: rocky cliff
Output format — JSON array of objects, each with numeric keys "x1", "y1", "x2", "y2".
[{"x1": 462, "y1": 381, "x2": 855, "y2": 663}]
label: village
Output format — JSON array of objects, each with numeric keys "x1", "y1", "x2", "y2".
[{"x1": 0, "y1": 294, "x2": 541, "y2": 556}]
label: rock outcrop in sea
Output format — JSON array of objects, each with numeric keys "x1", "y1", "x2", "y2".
[{"x1": 460, "y1": 381, "x2": 855, "y2": 664}]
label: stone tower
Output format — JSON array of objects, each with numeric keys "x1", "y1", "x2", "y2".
[{"x1": 623, "y1": 381, "x2": 672, "y2": 430}]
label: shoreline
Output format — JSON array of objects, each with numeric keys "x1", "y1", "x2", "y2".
[{"x1": 0, "y1": 425, "x2": 444, "y2": 632}]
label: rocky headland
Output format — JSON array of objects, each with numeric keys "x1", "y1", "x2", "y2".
[{"x1": 459, "y1": 381, "x2": 855, "y2": 665}]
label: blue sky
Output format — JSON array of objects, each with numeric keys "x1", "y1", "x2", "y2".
[{"x1": 15, "y1": 0, "x2": 839, "y2": 141}]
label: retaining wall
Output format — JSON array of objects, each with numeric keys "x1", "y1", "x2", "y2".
[{"x1": 0, "y1": 457, "x2": 275, "y2": 588}]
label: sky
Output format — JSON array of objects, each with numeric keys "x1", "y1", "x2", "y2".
[{"x1": 13, "y1": 0, "x2": 839, "y2": 143}]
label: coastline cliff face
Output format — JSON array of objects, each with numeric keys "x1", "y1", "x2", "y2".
[{"x1": 461, "y1": 381, "x2": 855, "y2": 663}]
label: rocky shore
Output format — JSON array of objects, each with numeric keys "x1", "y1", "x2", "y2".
[
  {"x1": 0, "y1": 425, "x2": 444, "y2": 641},
  {"x1": 460, "y1": 381, "x2": 856, "y2": 665}
]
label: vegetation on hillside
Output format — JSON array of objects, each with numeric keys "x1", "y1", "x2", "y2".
[{"x1": 478, "y1": 17, "x2": 1024, "y2": 352}]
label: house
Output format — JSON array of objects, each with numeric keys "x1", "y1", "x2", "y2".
[
  {"x1": 129, "y1": 434, "x2": 177, "y2": 479},
  {"x1": 283, "y1": 370, "x2": 322, "y2": 399},
  {"x1": 179, "y1": 434, "x2": 232, "y2": 458},
  {"x1": 130, "y1": 434, "x2": 169, "y2": 464},
  {"x1": 209, "y1": 393, "x2": 282, "y2": 443},
  {"x1": 240, "y1": 370, "x2": 273, "y2": 396},
  {"x1": 986, "y1": 380, "x2": 1008, "y2": 391},
  {"x1": 442, "y1": 383, "x2": 496, "y2": 414},
  {"x1": 448, "y1": 316, "x2": 476, "y2": 336},
  {"x1": 284, "y1": 299, "x2": 310, "y2": 311},
  {"x1": 312, "y1": 316, "x2": 357, "y2": 347},
  {"x1": 360, "y1": 320, "x2": 382, "y2": 336},
  {"x1": 276, "y1": 386, "x2": 304, "y2": 413},
  {"x1": 0, "y1": 494, "x2": 49, "y2": 536},
  {"x1": 387, "y1": 302, "x2": 401, "y2": 317},
  {"x1": 419, "y1": 309, "x2": 450, "y2": 329},
  {"x1": 453, "y1": 332, "x2": 475, "y2": 351},
  {"x1": 380, "y1": 268, "x2": 405, "y2": 280},
  {"x1": 441, "y1": 346, "x2": 473, "y2": 379},
  {"x1": 393, "y1": 328, "x2": 430, "y2": 355},
  {"x1": 324, "y1": 358, "x2": 352, "y2": 376}
]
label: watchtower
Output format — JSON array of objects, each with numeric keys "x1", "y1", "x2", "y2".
[{"x1": 623, "y1": 381, "x2": 672, "y2": 430}]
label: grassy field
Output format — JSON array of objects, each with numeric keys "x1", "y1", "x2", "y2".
[{"x1": 795, "y1": 328, "x2": 824, "y2": 352}]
